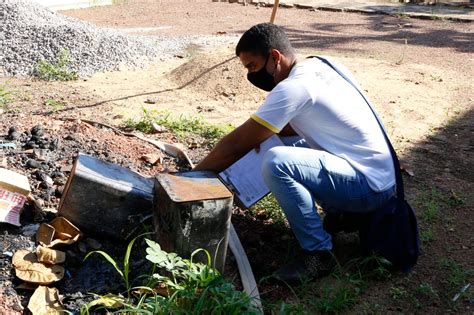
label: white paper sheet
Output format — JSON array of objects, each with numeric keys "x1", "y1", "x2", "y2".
[{"x1": 218, "y1": 135, "x2": 284, "y2": 208}]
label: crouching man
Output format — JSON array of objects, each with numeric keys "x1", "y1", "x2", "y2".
[{"x1": 194, "y1": 23, "x2": 396, "y2": 282}]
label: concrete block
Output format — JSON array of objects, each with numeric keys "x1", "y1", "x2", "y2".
[{"x1": 154, "y1": 171, "x2": 233, "y2": 273}]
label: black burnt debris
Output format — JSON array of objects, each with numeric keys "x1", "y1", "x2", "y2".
[{"x1": 0, "y1": 119, "x2": 182, "y2": 313}]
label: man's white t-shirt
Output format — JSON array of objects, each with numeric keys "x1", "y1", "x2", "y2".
[{"x1": 251, "y1": 57, "x2": 395, "y2": 192}]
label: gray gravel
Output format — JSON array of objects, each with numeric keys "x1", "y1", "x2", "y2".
[{"x1": 0, "y1": 0, "x2": 237, "y2": 77}]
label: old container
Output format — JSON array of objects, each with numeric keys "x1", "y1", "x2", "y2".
[
  {"x1": 59, "y1": 153, "x2": 154, "y2": 239},
  {"x1": 154, "y1": 171, "x2": 233, "y2": 272}
]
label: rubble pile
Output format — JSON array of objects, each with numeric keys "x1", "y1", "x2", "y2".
[
  {"x1": 0, "y1": 0, "x2": 235, "y2": 77},
  {"x1": 0, "y1": 0, "x2": 160, "y2": 76}
]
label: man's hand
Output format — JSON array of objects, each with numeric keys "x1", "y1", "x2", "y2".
[{"x1": 194, "y1": 118, "x2": 275, "y2": 172}]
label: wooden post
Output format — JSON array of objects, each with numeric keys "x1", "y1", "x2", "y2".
[{"x1": 270, "y1": 0, "x2": 280, "y2": 23}]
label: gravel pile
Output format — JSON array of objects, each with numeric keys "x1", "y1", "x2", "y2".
[{"x1": 0, "y1": 0, "x2": 236, "y2": 77}]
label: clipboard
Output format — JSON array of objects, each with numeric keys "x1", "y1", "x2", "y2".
[{"x1": 218, "y1": 135, "x2": 284, "y2": 208}]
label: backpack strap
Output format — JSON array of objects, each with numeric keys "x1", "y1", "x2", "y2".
[{"x1": 312, "y1": 56, "x2": 405, "y2": 200}]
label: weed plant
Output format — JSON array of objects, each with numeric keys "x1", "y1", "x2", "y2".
[
  {"x1": 34, "y1": 49, "x2": 78, "y2": 81},
  {"x1": 82, "y1": 237, "x2": 259, "y2": 314}
]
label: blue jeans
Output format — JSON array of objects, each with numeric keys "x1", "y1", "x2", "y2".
[{"x1": 261, "y1": 137, "x2": 395, "y2": 252}]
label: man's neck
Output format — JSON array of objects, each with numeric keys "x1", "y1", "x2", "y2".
[{"x1": 277, "y1": 54, "x2": 298, "y2": 82}]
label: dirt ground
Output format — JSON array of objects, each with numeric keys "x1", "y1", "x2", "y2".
[{"x1": 1, "y1": 0, "x2": 473, "y2": 313}]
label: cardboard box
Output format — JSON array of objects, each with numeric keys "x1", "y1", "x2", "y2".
[{"x1": 0, "y1": 168, "x2": 31, "y2": 226}]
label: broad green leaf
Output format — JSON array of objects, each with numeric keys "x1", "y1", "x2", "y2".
[{"x1": 145, "y1": 239, "x2": 161, "y2": 252}]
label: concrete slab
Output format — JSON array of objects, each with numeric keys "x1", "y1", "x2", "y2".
[{"x1": 30, "y1": 0, "x2": 113, "y2": 11}]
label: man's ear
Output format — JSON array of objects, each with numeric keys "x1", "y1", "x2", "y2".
[{"x1": 270, "y1": 48, "x2": 282, "y2": 64}]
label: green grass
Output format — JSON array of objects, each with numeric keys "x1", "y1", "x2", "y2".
[
  {"x1": 264, "y1": 255, "x2": 392, "y2": 314},
  {"x1": 314, "y1": 281, "x2": 359, "y2": 314},
  {"x1": 417, "y1": 187, "x2": 442, "y2": 223},
  {"x1": 422, "y1": 199, "x2": 440, "y2": 222},
  {"x1": 448, "y1": 190, "x2": 465, "y2": 207},
  {"x1": 34, "y1": 49, "x2": 78, "y2": 81},
  {"x1": 0, "y1": 84, "x2": 22, "y2": 113},
  {"x1": 420, "y1": 228, "x2": 435, "y2": 244},
  {"x1": 123, "y1": 108, "x2": 234, "y2": 147},
  {"x1": 416, "y1": 282, "x2": 438, "y2": 300},
  {"x1": 440, "y1": 259, "x2": 474, "y2": 290},
  {"x1": 0, "y1": 84, "x2": 14, "y2": 109},
  {"x1": 45, "y1": 98, "x2": 66, "y2": 112},
  {"x1": 390, "y1": 286, "x2": 408, "y2": 300},
  {"x1": 438, "y1": 258, "x2": 474, "y2": 309},
  {"x1": 250, "y1": 194, "x2": 288, "y2": 227}
]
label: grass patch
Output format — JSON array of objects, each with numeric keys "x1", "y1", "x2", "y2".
[
  {"x1": 266, "y1": 255, "x2": 392, "y2": 314},
  {"x1": 249, "y1": 194, "x2": 287, "y2": 227},
  {"x1": 34, "y1": 49, "x2": 78, "y2": 81},
  {"x1": 420, "y1": 228, "x2": 435, "y2": 244},
  {"x1": 448, "y1": 189, "x2": 465, "y2": 207},
  {"x1": 123, "y1": 108, "x2": 234, "y2": 147},
  {"x1": 439, "y1": 258, "x2": 474, "y2": 308},
  {"x1": 313, "y1": 279, "x2": 359, "y2": 314},
  {"x1": 0, "y1": 84, "x2": 22, "y2": 113},
  {"x1": 416, "y1": 282, "x2": 438, "y2": 300},
  {"x1": 417, "y1": 187, "x2": 442, "y2": 223},
  {"x1": 0, "y1": 84, "x2": 14, "y2": 109},
  {"x1": 45, "y1": 98, "x2": 66, "y2": 112},
  {"x1": 390, "y1": 286, "x2": 408, "y2": 300},
  {"x1": 440, "y1": 259, "x2": 474, "y2": 290}
]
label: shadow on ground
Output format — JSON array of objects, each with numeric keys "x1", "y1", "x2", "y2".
[
  {"x1": 233, "y1": 108, "x2": 473, "y2": 312},
  {"x1": 281, "y1": 14, "x2": 473, "y2": 53}
]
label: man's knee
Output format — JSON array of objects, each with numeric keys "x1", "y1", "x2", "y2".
[{"x1": 261, "y1": 146, "x2": 289, "y2": 180}]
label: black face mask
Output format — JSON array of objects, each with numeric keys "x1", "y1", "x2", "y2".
[{"x1": 247, "y1": 55, "x2": 276, "y2": 92}]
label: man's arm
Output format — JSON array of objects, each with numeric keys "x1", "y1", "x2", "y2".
[
  {"x1": 278, "y1": 123, "x2": 297, "y2": 136},
  {"x1": 194, "y1": 118, "x2": 275, "y2": 172}
]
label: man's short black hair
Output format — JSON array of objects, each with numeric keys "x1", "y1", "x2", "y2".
[{"x1": 235, "y1": 23, "x2": 294, "y2": 57}]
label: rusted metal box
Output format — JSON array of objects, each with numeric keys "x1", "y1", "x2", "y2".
[
  {"x1": 59, "y1": 153, "x2": 154, "y2": 239},
  {"x1": 154, "y1": 171, "x2": 233, "y2": 272}
]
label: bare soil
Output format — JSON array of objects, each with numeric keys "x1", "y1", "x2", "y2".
[{"x1": 1, "y1": 1, "x2": 473, "y2": 313}]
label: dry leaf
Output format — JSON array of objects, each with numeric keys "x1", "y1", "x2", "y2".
[
  {"x1": 37, "y1": 217, "x2": 82, "y2": 248},
  {"x1": 13, "y1": 250, "x2": 64, "y2": 284},
  {"x1": 28, "y1": 286, "x2": 64, "y2": 315},
  {"x1": 36, "y1": 246, "x2": 66, "y2": 265},
  {"x1": 50, "y1": 217, "x2": 81, "y2": 240},
  {"x1": 36, "y1": 223, "x2": 55, "y2": 247}
]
